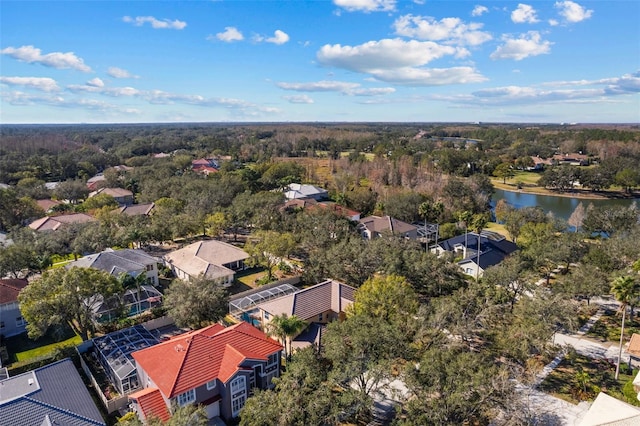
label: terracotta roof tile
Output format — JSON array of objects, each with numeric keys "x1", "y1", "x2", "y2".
[
  {"x1": 129, "y1": 387, "x2": 170, "y2": 422},
  {"x1": 132, "y1": 322, "x2": 282, "y2": 398}
]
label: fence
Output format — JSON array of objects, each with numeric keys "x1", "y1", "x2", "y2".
[{"x1": 77, "y1": 342, "x2": 131, "y2": 414}]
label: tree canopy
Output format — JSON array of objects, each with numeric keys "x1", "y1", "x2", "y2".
[{"x1": 18, "y1": 267, "x2": 122, "y2": 340}]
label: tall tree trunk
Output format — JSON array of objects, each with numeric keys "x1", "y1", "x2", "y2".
[{"x1": 615, "y1": 306, "x2": 626, "y2": 380}]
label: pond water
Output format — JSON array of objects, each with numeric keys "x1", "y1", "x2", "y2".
[{"x1": 492, "y1": 189, "x2": 638, "y2": 221}]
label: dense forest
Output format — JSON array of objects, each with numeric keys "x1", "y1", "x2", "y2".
[{"x1": 1, "y1": 122, "x2": 640, "y2": 425}]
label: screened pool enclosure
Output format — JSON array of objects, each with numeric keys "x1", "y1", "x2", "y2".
[{"x1": 92, "y1": 325, "x2": 159, "y2": 395}]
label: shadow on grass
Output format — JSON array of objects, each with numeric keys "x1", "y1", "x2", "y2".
[{"x1": 4, "y1": 325, "x2": 81, "y2": 364}]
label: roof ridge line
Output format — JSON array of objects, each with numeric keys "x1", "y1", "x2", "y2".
[
  {"x1": 168, "y1": 333, "x2": 197, "y2": 397},
  {"x1": 22, "y1": 396, "x2": 105, "y2": 425}
]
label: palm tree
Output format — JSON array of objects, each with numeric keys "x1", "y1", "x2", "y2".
[
  {"x1": 266, "y1": 314, "x2": 307, "y2": 361},
  {"x1": 611, "y1": 275, "x2": 640, "y2": 379},
  {"x1": 118, "y1": 271, "x2": 149, "y2": 317}
]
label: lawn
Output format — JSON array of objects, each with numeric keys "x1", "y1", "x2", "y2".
[
  {"x1": 4, "y1": 326, "x2": 82, "y2": 364},
  {"x1": 539, "y1": 352, "x2": 638, "y2": 406},
  {"x1": 586, "y1": 309, "x2": 640, "y2": 344}
]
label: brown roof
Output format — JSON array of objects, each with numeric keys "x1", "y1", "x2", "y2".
[
  {"x1": 359, "y1": 215, "x2": 416, "y2": 235},
  {"x1": 132, "y1": 322, "x2": 282, "y2": 398},
  {"x1": 0, "y1": 279, "x2": 28, "y2": 304},
  {"x1": 29, "y1": 213, "x2": 96, "y2": 231},
  {"x1": 256, "y1": 279, "x2": 355, "y2": 322},
  {"x1": 628, "y1": 333, "x2": 640, "y2": 357},
  {"x1": 90, "y1": 187, "x2": 133, "y2": 198},
  {"x1": 35, "y1": 199, "x2": 62, "y2": 211},
  {"x1": 117, "y1": 203, "x2": 155, "y2": 216}
]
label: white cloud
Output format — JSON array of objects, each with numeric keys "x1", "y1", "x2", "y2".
[
  {"x1": 434, "y1": 71, "x2": 639, "y2": 107},
  {"x1": 317, "y1": 38, "x2": 484, "y2": 86},
  {"x1": 555, "y1": 1, "x2": 593, "y2": 23},
  {"x1": 548, "y1": 19, "x2": 559, "y2": 26},
  {"x1": 277, "y1": 80, "x2": 396, "y2": 95},
  {"x1": 122, "y1": 16, "x2": 186, "y2": 30},
  {"x1": 283, "y1": 95, "x2": 314, "y2": 104},
  {"x1": 333, "y1": 0, "x2": 396, "y2": 13},
  {"x1": 107, "y1": 67, "x2": 138, "y2": 79},
  {"x1": 1, "y1": 45, "x2": 92, "y2": 72},
  {"x1": 213, "y1": 27, "x2": 244, "y2": 42},
  {"x1": 393, "y1": 15, "x2": 492, "y2": 46},
  {"x1": 511, "y1": 4, "x2": 539, "y2": 23},
  {"x1": 265, "y1": 30, "x2": 290, "y2": 45},
  {"x1": 471, "y1": 5, "x2": 488, "y2": 17},
  {"x1": 0, "y1": 76, "x2": 60, "y2": 92},
  {"x1": 86, "y1": 78, "x2": 104, "y2": 88},
  {"x1": 490, "y1": 31, "x2": 552, "y2": 60},
  {"x1": 318, "y1": 38, "x2": 465, "y2": 72},
  {"x1": 367, "y1": 67, "x2": 486, "y2": 86}
]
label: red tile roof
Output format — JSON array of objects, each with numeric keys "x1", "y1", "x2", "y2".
[
  {"x1": 129, "y1": 387, "x2": 170, "y2": 422},
  {"x1": 132, "y1": 322, "x2": 282, "y2": 398},
  {"x1": 0, "y1": 279, "x2": 28, "y2": 304}
]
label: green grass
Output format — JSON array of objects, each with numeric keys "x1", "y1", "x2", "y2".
[
  {"x1": 539, "y1": 352, "x2": 638, "y2": 405},
  {"x1": 585, "y1": 310, "x2": 640, "y2": 344},
  {"x1": 4, "y1": 326, "x2": 82, "y2": 364},
  {"x1": 485, "y1": 222, "x2": 511, "y2": 240},
  {"x1": 234, "y1": 268, "x2": 268, "y2": 287}
]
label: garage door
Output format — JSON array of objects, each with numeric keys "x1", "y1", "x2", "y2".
[{"x1": 206, "y1": 401, "x2": 220, "y2": 418}]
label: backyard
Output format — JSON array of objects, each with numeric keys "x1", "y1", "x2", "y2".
[
  {"x1": 539, "y1": 351, "x2": 639, "y2": 406},
  {"x1": 586, "y1": 309, "x2": 640, "y2": 344},
  {"x1": 2, "y1": 325, "x2": 82, "y2": 368}
]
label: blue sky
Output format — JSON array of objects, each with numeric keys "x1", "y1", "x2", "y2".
[{"x1": 1, "y1": 1, "x2": 638, "y2": 124}]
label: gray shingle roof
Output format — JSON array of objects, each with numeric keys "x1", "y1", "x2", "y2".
[
  {"x1": 67, "y1": 249, "x2": 158, "y2": 277},
  {"x1": 0, "y1": 358, "x2": 106, "y2": 426}
]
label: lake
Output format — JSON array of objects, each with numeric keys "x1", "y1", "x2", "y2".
[{"x1": 492, "y1": 189, "x2": 638, "y2": 221}]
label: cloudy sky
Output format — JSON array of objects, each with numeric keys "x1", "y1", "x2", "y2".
[{"x1": 1, "y1": 1, "x2": 638, "y2": 123}]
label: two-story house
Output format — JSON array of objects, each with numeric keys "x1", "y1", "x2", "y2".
[
  {"x1": 129, "y1": 321, "x2": 283, "y2": 422},
  {"x1": 0, "y1": 279, "x2": 28, "y2": 338}
]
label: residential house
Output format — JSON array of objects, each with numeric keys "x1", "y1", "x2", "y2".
[
  {"x1": 432, "y1": 230, "x2": 518, "y2": 278},
  {"x1": 129, "y1": 322, "x2": 283, "y2": 422},
  {"x1": 67, "y1": 248, "x2": 160, "y2": 286},
  {"x1": 87, "y1": 173, "x2": 106, "y2": 190},
  {"x1": 164, "y1": 240, "x2": 249, "y2": 286},
  {"x1": 0, "y1": 358, "x2": 106, "y2": 426},
  {"x1": 192, "y1": 158, "x2": 219, "y2": 176},
  {"x1": 249, "y1": 279, "x2": 356, "y2": 349},
  {"x1": 283, "y1": 183, "x2": 328, "y2": 201},
  {"x1": 578, "y1": 392, "x2": 640, "y2": 425},
  {"x1": 66, "y1": 248, "x2": 162, "y2": 321},
  {"x1": 358, "y1": 215, "x2": 418, "y2": 240},
  {"x1": 116, "y1": 202, "x2": 155, "y2": 217},
  {"x1": 281, "y1": 198, "x2": 361, "y2": 221},
  {"x1": 28, "y1": 212, "x2": 96, "y2": 231},
  {"x1": 0, "y1": 279, "x2": 28, "y2": 338},
  {"x1": 628, "y1": 333, "x2": 640, "y2": 369},
  {"x1": 35, "y1": 198, "x2": 63, "y2": 213},
  {"x1": 89, "y1": 187, "x2": 134, "y2": 206}
]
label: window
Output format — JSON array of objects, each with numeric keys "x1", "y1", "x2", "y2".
[
  {"x1": 206, "y1": 380, "x2": 216, "y2": 390},
  {"x1": 230, "y1": 376, "x2": 245, "y2": 395},
  {"x1": 267, "y1": 353, "x2": 278, "y2": 367},
  {"x1": 16, "y1": 317, "x2": 25, "y2": 327},
  {"x1": 176, "y1": 389, "x2": 196, "y2": 406},
  {"x1": 230, "y1": 376, "x2": 246, "y2": 417},
  {"x1": 146, "y1": 264, "x2": 154, "y2": 271},
  {"x1": 232, "y1": 394, "x2": 246, "y2": 416},
  {"x1": 264, "y1": 312, "x2": 269, "y2": 320},
  {"x1": 318, "y1": 313, "x2": 323, "y2": 321}
]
